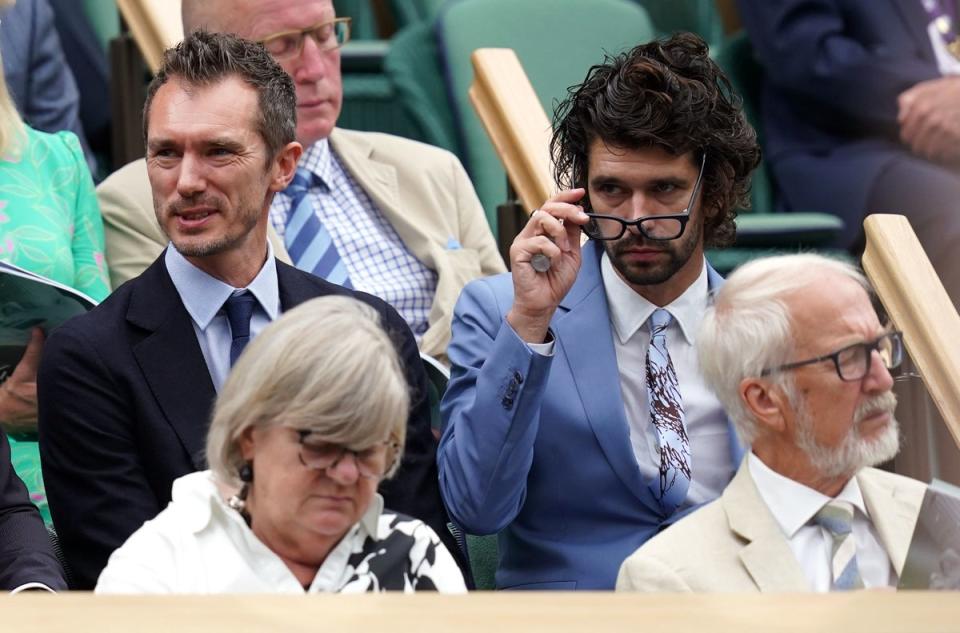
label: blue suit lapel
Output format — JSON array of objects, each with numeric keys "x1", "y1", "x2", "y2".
[
  {"x1": 552, "y1": 246, "x2": 744, "y2": 510},
  {"x1": 552, "y1": 242, "x2": 660, "y2": 512}
]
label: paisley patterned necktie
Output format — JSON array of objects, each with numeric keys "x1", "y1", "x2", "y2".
[{"x1": 645, "y1": 308, "x2": 691, "y2": 513}]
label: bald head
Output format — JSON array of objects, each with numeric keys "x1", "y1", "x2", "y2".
[
  {"x1": 180, "y1": 0, "x2": 342, "y2": 146},
  {"x1": 182, "y1": 0, "x2": 241, "y2": 35}
]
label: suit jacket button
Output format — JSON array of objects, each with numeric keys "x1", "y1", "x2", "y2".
[
  {"x1": 501, "y1": 396, "x2": 514, "y2": 409},
  {"x1": 513, "y1": 371, "x2": 523, "y2": 384}
]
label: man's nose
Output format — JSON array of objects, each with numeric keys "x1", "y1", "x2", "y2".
[
  {"x1": 292, "y1": 33, "x2": 332, "y2": 83},
  {"x1": 176, "y1": 154, "x2": 207, "y2": 197},
  {"x1": 863, "y1": 348, "x2": 895, "y2": 393}
]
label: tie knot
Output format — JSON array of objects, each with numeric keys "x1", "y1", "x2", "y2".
[
  {"x1": 286, "y1": 168, "x2": 317, "y2": 195},
  {"x1": 223, "y1": 291, "x2": 257, "y2": 340},
  {"x1": 814, "y1": 500, "x2": 855, "y2": 536},
  {"x1": 648, "y1": 308, "x2": 673, "y2": 334}
]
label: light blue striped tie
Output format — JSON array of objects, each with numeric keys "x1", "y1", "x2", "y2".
[
  {"x1": 283, "y1": 168, "x2": 353, "y2": 289},
  {"x1": 815, "y1": 500, "x2": 865, "y2": 590},
  {"x1": 645, "y1": 308, "x2": 691, "y2": 514}
]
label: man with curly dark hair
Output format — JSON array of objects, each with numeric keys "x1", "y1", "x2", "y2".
[{"x1": 438, "y1": 32, "x2": 761, "y2": 590}]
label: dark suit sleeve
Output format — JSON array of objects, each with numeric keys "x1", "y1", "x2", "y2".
[
  {"x1": 736, "y1": 0, "x2": 940, "y2": 132},
  {"x1": 371, "y1": 299, "x2": 472, "y2": 580},
  {"x1": 38, "y1": 322, "x2": 162, "y2": 589},
  {"x1": 0, "y1": 432, "x2": 66, "y2": 591}
]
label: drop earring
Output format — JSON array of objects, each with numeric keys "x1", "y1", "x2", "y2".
[{"x1": 228, "y1": 461, "x2": 253, "y2": 513}]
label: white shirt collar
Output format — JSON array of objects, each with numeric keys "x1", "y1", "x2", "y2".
[
  {"x1": 600, "y1": 252, "x2": 708, "y2": 345},
  {"x1": 293, "y1": 137, "x2": 335, "y2": 191},
  {"x1": 165, "y1": 240, "x2": 280, "y2": 330},
  {"x1": 173, "y1": 470, "x2": 385, "y2": 539},
  {"x1": 747, "y1": 452, "x2": 870, "y2": 539}
]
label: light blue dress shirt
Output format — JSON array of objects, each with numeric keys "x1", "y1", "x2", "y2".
[{"x1": 164, "y1": 243, "x2": 280, "y2": 391}]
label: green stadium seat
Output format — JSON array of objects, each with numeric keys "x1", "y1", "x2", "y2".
[
  {"x1": 634, "y1": 0, "x2": 725, "y2": 46},
  {"x1": 436, "y1": 0, "x2": 657, "y2": 232},
  {"x1": 708, "y1": 31, "x2": 845, "y2": 272},
  {"x1": 382, "y1": 22, "x2": 461, "y2": 154}
]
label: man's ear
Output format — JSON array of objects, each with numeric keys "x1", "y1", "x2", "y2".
[
  {"x1": 269, "y1": 141, "x2": 303, "y2": 192},
  {"x1": 739, "y1": 377, "x2": 789, "y2": 434}
]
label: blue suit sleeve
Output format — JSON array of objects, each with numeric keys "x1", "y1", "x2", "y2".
[
  {"x1": 437, "y1": 279, "x2": 552, "y2": 535},
  {"x1": 737, "y1": 0, "x2": 940, "y2": 132}
]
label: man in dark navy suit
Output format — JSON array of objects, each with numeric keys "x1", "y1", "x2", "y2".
[
  {"x1": 38, "y1": 30, "x2": 460, "y2": 589},
  {"x1": 737, "y1": 0, "x2": 960, "y2": 305},
  {"x1": 0, "y1": 430, "x2": 65, "y2": 592}
]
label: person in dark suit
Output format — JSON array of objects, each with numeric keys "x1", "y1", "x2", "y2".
[
  {"x1": 38, "y1": 30, "x2": 461, "y2": 589},
  {"x1": 0, "y1": 430, "x2": 66, "y2": 592},
  {"x1": 0, "y1": 0, "x2": 95, "y2": 170},
  {"x1": 736, "y1": 0, "x2": 960, "y2": 305}
]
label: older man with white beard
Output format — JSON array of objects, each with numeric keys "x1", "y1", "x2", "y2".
[{"x1": 616, "y1": 253, "x2": 927, "y2": 593}]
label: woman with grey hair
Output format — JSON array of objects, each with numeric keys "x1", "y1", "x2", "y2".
[{"x1": 95, "y1": 296, "x2": 466, "y2": 593}]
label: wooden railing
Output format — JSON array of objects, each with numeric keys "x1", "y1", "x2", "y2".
[
  {"x1": 116, "y1": 0, "x2": 184, "y2": 73},
  {"x1": 862, "y1": 214, "x2": 960, "y2": 450}
]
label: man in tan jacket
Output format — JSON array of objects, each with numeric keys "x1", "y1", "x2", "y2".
[
  {"x1": 617, "y1": 254, "x2": 926, "y2": 592},
  {"x1": 98, "y1": 0, "x2": 504, "y2": 360}
]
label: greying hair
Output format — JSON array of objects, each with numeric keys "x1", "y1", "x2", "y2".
[
  {"x1": 697, "y1": 254, "x2": 870, "y2": 444},
  {"x1": 142, "y1": 29, "x2": 297, "y2": 161},
  {"x1": 206, "y1": 296, "x2": 410, "y2": 488}
]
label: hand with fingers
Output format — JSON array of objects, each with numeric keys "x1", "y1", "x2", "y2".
[
  {"x1": 0, "y1": 328, "x2": 44, "y2": 436},
  {"x1": 506, "y1": 189, "x2": 589, "y2": 344}
]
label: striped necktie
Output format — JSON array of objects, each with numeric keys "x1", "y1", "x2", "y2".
[
  {"x1": 283, "y1": 168, "x2": 353, "y2": 288},
  {"x1": 645, "y1": 308, "x2": 691, "y2": 514},
  {"x1": 814, "y1": 500, "x2": 865, "y2": 590}
]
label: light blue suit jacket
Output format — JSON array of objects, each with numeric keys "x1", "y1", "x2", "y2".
[{"x1": 438, "y1": 240, "x2": 745, "y2": 590}]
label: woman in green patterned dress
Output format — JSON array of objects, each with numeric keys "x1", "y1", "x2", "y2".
[{"x1": 0, "y1": 47, "x2": 110, "y2": 524}]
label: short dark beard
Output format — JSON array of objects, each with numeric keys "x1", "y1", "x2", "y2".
[{"x1": 604, "y1": 218, "x2": 702, "y2": 287}]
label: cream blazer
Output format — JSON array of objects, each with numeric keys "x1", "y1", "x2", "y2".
[
  {"x1": 616, "y1": 460, "x2": 926, "y2": 592},
  {"x1": 97, "y1": 128, "x2": 505, "y2": 359}
]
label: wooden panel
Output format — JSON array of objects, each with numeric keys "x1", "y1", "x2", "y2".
[
  {"x1": 3, "y1": 592, "x2": 959, "y2": 633},
  {"x1": 116, "y1": 0, "x2": 184, "y2": 73},
  {"x1": 862, "y1": 214, "x2": 960, "y2": 450},
  {"x1": 469, "y1": 48, "x2": 554, "y2": 215}
]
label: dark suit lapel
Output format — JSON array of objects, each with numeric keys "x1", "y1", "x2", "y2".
[
  {"x1": 276, "y1": 260, "x2": 341, "y2": 310},
  {"x1": 893, "y1": 0, "x2": 937, "y2": 62},
  {"x1": 127, "y1": 255, "x2": 216, "y2": 470},
  {"x1": 553, "y1": 242, "x2": 659, "y2": 511}
]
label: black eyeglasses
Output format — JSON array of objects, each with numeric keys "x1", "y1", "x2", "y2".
[
  {"x1": 761, "y1": 331, "x2": 904, "y2": 382},
  {"x1": 259, "y1": 17, "x2": 352, "y2": 61},
  {"x1": 296, "y1": 430, "x2": 398, "y2": 480},
  {"x1": 582, "y1": 153, "x2": 706, "y2": 241}
]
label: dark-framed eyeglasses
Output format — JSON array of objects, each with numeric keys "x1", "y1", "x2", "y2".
[
  {"x1": 296, "y1": 430, "x2": 398, "y2": 480},
  {"x1": 259, "y1": 17, "x2": 352, "y2": 61},
  {"x1": 582, "y1": 152, "x2": 707, "y2": 241},
  {"x1": 760, "y1": 331, "x2": 904, "y2": 382}
]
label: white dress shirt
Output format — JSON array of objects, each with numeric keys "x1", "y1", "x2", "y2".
[
  {"x1": 601, "y1": 254, "x2": 733, "y2": 506},
  {"x1": 165, "y1": 244, "x2": 280, "y2": 391},
  {"x1": 95, "y1": 471, "x2": 466, "y2": 594},
  {"x1": 748, "y1": 452, "x2": 895, "y2": 591},
  {"x1": 269, "y1": 139, "x2": 438, "y2": 341}
]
